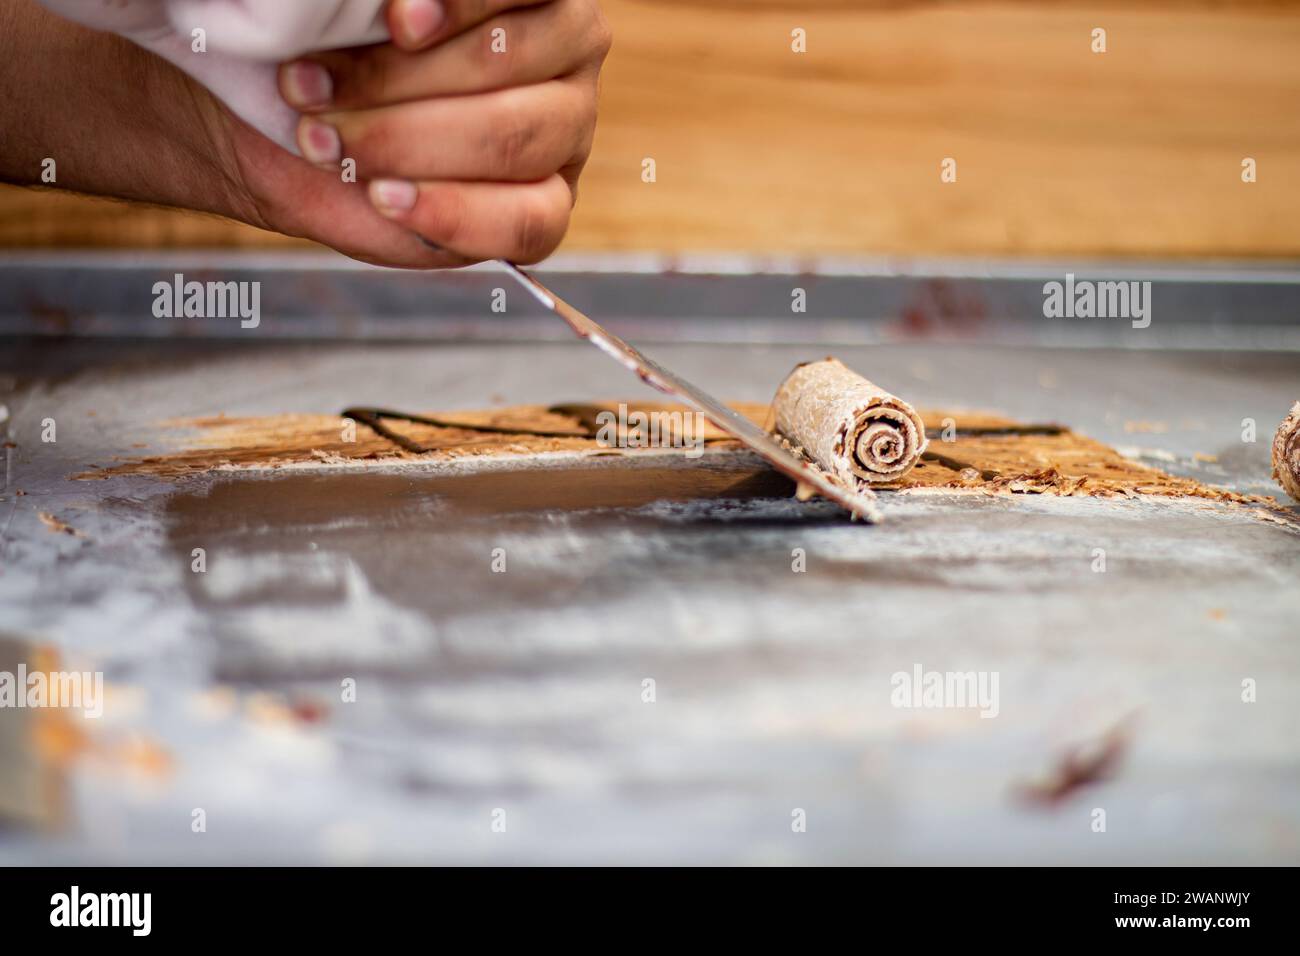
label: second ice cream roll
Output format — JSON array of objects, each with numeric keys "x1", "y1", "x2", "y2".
[{"x1": 1272, "y1": 401, "x2": 1300, "y2": 503}]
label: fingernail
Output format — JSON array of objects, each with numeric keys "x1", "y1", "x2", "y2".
[
  {"x1": 281, "y1": 61, "x2": 332, "y2": 109},
  {"x1": 395, "y1": 0, "x2": 445, "y2": 47},
  {"x1": 370, "y1": 179, "x2": 418, "y2": 216},
  {"x1": 298, "y1": 117, "x2": 341, "y2": 165}
]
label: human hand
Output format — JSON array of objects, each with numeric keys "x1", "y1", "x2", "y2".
[
  {"x1": 18, "y1": 0, "x2": 609, "y2": 269},
  {"x1": 275, "y1": 0, "x2": 612, "y2": 265}
]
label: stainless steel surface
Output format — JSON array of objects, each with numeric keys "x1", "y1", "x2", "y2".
[{"x1": 0, "y1": 261, "x2": 1297, "y2": 864}]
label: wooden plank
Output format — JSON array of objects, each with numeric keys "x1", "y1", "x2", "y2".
[{"x1": 1, "y1": 1, "x2": 1298, "y2": 257}]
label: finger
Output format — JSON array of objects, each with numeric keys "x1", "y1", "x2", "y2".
[
  {"x1": 290, "y1": 178, "x2": 473, "y2": 269},
  {"x1": 297, "y1": 79, "x2": 596, "y2": 184},
  {"x1": 215, "y1": 101, "x2": 464, "y2": 270},
  {"x1": 368, "y1": 174, "x2": 573, "y2": 263},
  {"x1": 385, "y1": 0, "x2": 551, "y2": 52},
  {"x1": 282, "y1": 0, "x2": 609, "y2": 111}
]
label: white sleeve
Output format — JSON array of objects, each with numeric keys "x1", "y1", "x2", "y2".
[
  {"x1": 164, "y1": 0, "x2": 389, "y2": 60},
  {"x1": 35, "y1": 0, "x2": 390, "y2": 154}
]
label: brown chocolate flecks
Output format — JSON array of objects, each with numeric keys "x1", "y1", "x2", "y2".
[
  {"x1": 1017, "y1": 718, "x2": 1134, "y2": 806},
  {"x1": 37, "y1": 512, "x2": 82, "y2": 537},
  {"x1": 921, "y1": 450, "x2": 1000, "y2": 482}
]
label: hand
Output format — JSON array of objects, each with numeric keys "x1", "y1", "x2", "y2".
[
  {"x1": 275, "y1": 0, "x2": 612, "y2": 265},
  {"x1": 6, "y1": 0, "x2": 608, "y2": 270},
  {"x1": 16, "y1": 0, "x2": 436, "y2": 267}
]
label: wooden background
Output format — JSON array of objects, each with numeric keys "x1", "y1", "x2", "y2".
[{"x1": 3, "y1": 0, "x2": 1299, "y2": 258}]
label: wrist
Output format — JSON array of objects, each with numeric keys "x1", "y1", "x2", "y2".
[{"x1": 0, "y1": 0, "x2": 267, "y2": 231}]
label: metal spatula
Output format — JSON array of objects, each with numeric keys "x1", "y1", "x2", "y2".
[{"x1": 497, "y1": 261, "x2": 882, "y2": 522}]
